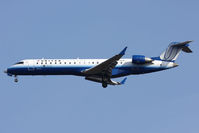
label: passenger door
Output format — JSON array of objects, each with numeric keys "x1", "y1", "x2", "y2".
[{"x1": 28, "y1": 60, "x2": 35, "y2": 71}]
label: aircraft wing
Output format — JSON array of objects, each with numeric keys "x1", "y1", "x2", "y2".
[{"x1": 82, "y1": 47, "x2": 127, "y2": 77}]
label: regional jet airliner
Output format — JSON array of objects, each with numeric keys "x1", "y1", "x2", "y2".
[{"x1": 4, "y1": 41, "x2": 192, "y2": 88}]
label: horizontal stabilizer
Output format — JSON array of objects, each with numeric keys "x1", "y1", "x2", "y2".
[{"x1": 182, "y1": 46, "x2": 192, "y2": 53}]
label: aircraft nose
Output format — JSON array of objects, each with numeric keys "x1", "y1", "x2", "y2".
[
  {"x1": 4, "y1": 69, "x2": 7, "y2": 73},
  {"x1": 173, "y1": 63, "x2": 179, "y2": 67}
]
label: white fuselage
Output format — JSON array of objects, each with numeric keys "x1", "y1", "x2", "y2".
[{"x1": 6, "y1": 58, "x2": 176, "y2": 78}]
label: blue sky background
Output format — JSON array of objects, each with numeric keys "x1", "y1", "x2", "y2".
[{"x1": 0, "y1": 0, "x2": 199, "y2": 133}]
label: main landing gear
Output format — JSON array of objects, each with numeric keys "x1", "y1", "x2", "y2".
[
  {"x1": 102, "y1": 82, "x2": 107, "y2": 88},
  {"x1": 14, "y1": 75, "x2": 18, "y2": 82},
  {"x1": 102, "y1": 75, "x2": 108, "y2": 88}
]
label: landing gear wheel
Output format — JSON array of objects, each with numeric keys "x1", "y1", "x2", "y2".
[
  {"x1": 14, "y1": 78, "x2": 18, "y2": 82},
  {"x1": 14, "y1": 75, "x2": 18, "y2": 82},
  {"x1": 102, "y1": 83, "x2": 107, "y2": 88}
]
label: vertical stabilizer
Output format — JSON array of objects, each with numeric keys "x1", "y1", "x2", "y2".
[{"x1": 160, "y1": 41, "x2": 192, "y2": 61}]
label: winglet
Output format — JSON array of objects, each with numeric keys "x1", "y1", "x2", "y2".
[
  {"x1": 119, "y1": 47, "x2": 127, "y2": 55},
  {"x1": 120, "y1": 77, "x2": 127, "y2": 85}
]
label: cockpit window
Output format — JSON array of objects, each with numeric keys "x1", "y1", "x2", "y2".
[{"x1": 15, "y1": 61, "x2": 24, "y2": 65}]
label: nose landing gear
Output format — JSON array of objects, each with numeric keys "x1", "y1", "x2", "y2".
[{"x1": 14, "y1": 75, "x2": 18, "y2": 82}]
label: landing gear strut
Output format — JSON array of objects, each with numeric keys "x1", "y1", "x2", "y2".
[
  {"x1": 14, "y1": 75, "x2": 18, "y2": 82},
  {"x1": 102, "y1": 75, "x2": 108, "y2": 88}
]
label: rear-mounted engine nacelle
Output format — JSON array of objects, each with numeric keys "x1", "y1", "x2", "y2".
[{"x1": 132, "y1": 55, "x2": 153, "y2": 64}]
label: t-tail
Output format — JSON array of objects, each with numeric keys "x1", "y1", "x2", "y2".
[{"x1": 160, "y1": 41, "x2": 193, "y2": 61}]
